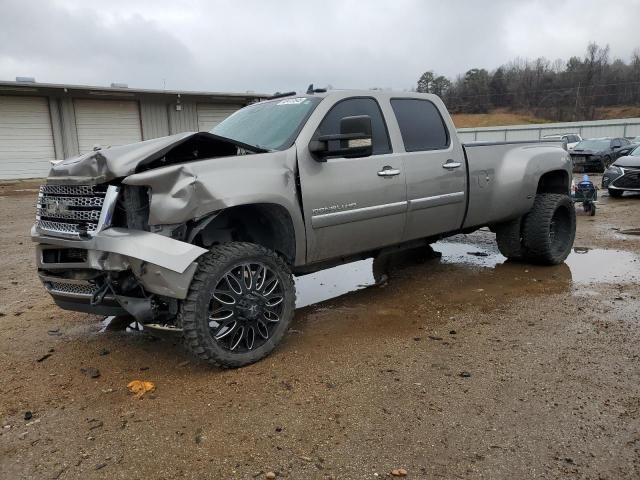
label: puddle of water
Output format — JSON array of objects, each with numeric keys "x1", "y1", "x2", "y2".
[
  {"x1": 419, "y1": 241, "x2": 640, "y2": 285},
  {"x1": 295, "y1": 259, "x2": 377, "y2": 308},
  {"x1": 294, "y1": 241, "x2": 640, "y2": 308}
]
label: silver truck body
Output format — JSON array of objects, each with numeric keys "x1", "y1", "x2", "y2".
[{"x1": 32, "y1": 90, "x2": 572, "y2": 319}]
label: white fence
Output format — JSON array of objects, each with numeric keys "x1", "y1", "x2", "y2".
[{"x1": 457, "y1": 117, "x2": 640, "y2": 143}]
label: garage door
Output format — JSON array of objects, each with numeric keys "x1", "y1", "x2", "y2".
[
  {"x1": 0, "y1": 96, "x2": 55, "y2": 179},
  {"x1": 197, "y1": 104, "x2": 243, "y2": 131},
  {"x1": 74, "y1": 99, "x2": 142, "y2": 154}
]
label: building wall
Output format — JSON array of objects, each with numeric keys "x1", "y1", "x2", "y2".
[
  {"x1": 167, "y1": 101, "x2": 199, "y2": 135},
  {"x1": 458, "y1": 118, "x2": 640, "y2": 143},
  {"x1": 0, "y1": 92, "x2": 248, "y2": 179}
]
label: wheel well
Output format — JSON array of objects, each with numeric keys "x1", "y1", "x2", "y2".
[
  {"x1": 191, "y1": 204, "x2": 296, "y2": 265},
  {"x1": 537, "y1": 170, "x2": 570, "y2": 194}
]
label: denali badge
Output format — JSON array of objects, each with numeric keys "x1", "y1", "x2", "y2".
[{"x1": 312, "y1": 202, "x2": 357, "y2": 215}]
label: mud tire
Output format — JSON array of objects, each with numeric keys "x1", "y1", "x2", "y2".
[
  {"x1": 180, "y1": 242, "x2": 295, "y2": 368},
  {"x1": 494, "y1": 217, "x2": 524, "y2": 260},
  {"x1": 522, "y1": 194, "x2": 576, "y2": 265}
]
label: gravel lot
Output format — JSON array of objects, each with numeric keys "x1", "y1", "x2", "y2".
[{"x1": 1, "y1": 177, "x2": 639, "y2": 479}]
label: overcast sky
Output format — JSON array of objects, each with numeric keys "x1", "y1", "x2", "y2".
[{"x1": 1, "y1": 0, "x2": 639, "y2": 94}]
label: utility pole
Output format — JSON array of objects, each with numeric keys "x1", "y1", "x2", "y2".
[{"x1": 573, "y1": 82, "x2": 580, "y2": 121}]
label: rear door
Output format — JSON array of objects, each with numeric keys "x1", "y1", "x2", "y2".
[
  {"x1": 388, "y1": 98, "x2": 467, "y2": 241},
  {"x1": 297, "y1": 97, "x2": 407, "y2": 262}
]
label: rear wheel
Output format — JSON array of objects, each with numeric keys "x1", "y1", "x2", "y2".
[
  {"x1": 608, "y1": 188, "x2": 624, "y2": 198},
  {"x1": 180, "y1": 243, "x2": 295, "y2": 368},
  {"x1": 494, "y1": 217, "x2": 524, "y2": 260},
  {"x1": 522, "y1": 194, "x2": 576, "y2": 265}
]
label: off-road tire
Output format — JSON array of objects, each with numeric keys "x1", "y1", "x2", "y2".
[
  {"x1": 494, "y1": 217, "x2": 524, "y2": 260},
  {"x1": 180, "y1": 242, "x2": 295, "y2": 368},
  {"x1": 522, "y1": 194, "x2": 576, "y2": 265},
  {"x1": 608, "y1": 188, "x2": 623, "y2": 198}
]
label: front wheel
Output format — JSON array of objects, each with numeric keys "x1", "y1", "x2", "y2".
[
  {"x1": 522, "y1": 194, "x2": 576, "y2": 265},
  {"x1": 180, "y1": 243, "x2": 295, "y2": 368}
]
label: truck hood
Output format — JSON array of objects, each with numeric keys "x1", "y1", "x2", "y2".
[{"x1": 47, "y1": 132, "x2": 265, "y2": 185}]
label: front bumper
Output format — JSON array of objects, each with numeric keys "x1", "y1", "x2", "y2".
[
  {"x1": 33, "y1": 226, "x2": 207, "y2": 314},
  {"x1": 602, "y1": 168, "x2": 640, "y2": 191}
]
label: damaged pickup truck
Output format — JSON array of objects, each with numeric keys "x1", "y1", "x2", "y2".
[{"x1": 33, "y1": 90, "x2": 575, "y2": 367}]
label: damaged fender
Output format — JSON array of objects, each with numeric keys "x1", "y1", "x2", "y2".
[{"x1": 123, "y1": 147, "x2": 307, "y2": 265}]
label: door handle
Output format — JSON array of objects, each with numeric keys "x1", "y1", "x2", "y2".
[
  {"x1": 442, "y1": 160, "x2": 462, "y2": 169},
  {"x1": 377, "y1": 166, "x2": 401, "y2": 177}
]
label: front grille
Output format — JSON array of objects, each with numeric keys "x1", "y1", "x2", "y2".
[
  {"x1": 42, "y1": 248, "x2": 88, "y2": 264},
  {"x1": 613, "y1": 171, "x2": 640, "y2": 189},
  {"x1": 47, "y1": 281, "x2": 99, "y2": 296},
  {"x1": 35, "y1": 184, "x2": 107, "y2": 239}
]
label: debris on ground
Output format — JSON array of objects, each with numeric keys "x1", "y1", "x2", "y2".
[
  {"x1": 98, "y1": 348, "x2": 110, "y2": 356},
  {"x1": 24, "y1": 411, "x2": 32, "y2": 420},
  {"x1": 391, "y1": 468, "x2": 408, "y2": 476},
  {"x1": 459, "y1": 371, "x2": 472, "y2": 378},
  {"x1": 36, "y1": 353, "x2": 52, "y2": 362},
  {"x1": 80, "y1": 367, "x2": 101, "y2": 378},
  {"x1": 265, "y1": 472, "x2": 276, "y2": 479},
  {"x1": 127, "y1": 380, "x2": 156, "y2": 399}
]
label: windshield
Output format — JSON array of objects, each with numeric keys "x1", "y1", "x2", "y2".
[
  {"x1": 575, "y1": 139, "x2": 609, "y2": 151},
  {"x1": 631, "y1": 145, "x2": 640, "y2": 156},
  {"x1": 211, "y1": 97, "x2": 321, "y2": 151}
]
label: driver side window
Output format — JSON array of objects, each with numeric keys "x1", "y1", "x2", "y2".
[{"x1": 317, "y1": 98, "x2": 391, "y2": 155}]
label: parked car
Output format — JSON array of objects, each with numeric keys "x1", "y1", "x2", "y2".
[
  {"x1": 570, "y1": 137, "x2": 631, "y2": 172},
  {"x1": 631, "y1": 136, "x2": 640, "y2": 143},
  {"x1": 616, "y1": 140, "x2": 640, "y2": 158},
  {"x1": 32, "y1": 90, "x2": 575, "y2": 367},
  {"x1": 602, "y1": 144, "x2": 640, "y2": 197},
  {"x1": 543, "y1": 133, "x2": 582, "y2": 150}
]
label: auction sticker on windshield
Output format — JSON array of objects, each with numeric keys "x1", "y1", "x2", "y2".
[{"x1": 277, "y1": 97, "x2": 308, "y2": 105}]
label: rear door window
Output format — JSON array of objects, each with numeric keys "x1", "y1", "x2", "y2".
[{"x1": 390, "y1": 99, "x2": 450, "y2": 152}]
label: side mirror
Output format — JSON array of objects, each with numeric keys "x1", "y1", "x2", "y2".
[{"x1": 309, "y1": 115, "x2": 373, "y2": 161}]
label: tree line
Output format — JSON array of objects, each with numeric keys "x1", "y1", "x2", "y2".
[{"x1": 416, "y1": 43, "x2": 640, "y2": 121}]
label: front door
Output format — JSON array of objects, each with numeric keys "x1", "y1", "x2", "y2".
[{"x1": 297, "y1": 97, "x2": 407, "y2": 263}]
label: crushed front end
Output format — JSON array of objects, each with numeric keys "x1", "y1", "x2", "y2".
[{"x1": 32, "y1": 181, "x2": 206, "y2": 322}]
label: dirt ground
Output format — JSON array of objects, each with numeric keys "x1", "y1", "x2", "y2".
[{"x1": 1, "y1": 178, "x2": 639, "y2": 479}]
